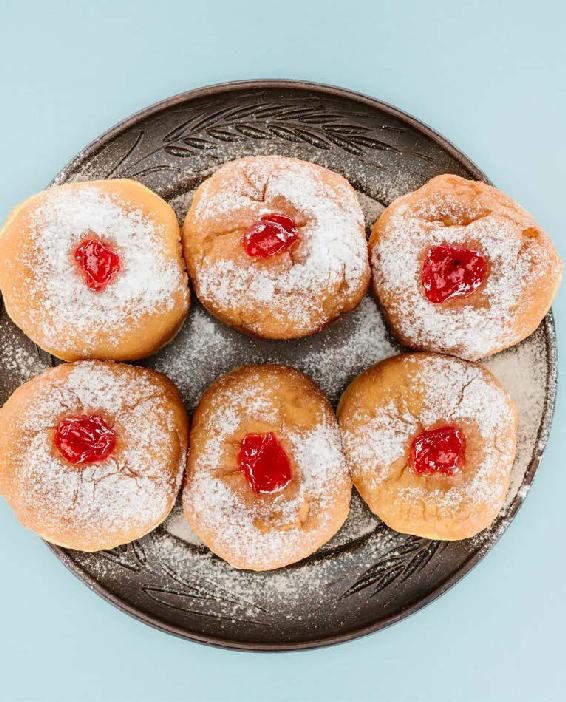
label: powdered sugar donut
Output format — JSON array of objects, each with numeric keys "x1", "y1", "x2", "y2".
[
  {"x1": 0, "y1": 361, "x2": 188, "y2": 551},
  {"x1": 338, "y1": 353, "x2": 518, "y2": 540},
  {"x1": 0, "y1": 179, "x2": 189, "y2": 361},
  {"x1": 183, "y1": 156, "x2": 370, "y2": 339},
  {"x1": 183, "y1": 365, "x2": 351, "y2": 570},
  {"x1": 369, "y1": 174, "x2": 562, "y2": 360}
]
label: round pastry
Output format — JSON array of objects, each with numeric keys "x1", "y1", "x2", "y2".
[
  {"x1": 183, "y1": 364, "x2": 351, "y2": 570},
  {"x1": 0, "y1": 179, "x2": 189, "y2": 361},
  {"x1": 337, "y1": 353, "x2": 518, "y2": 540},
  {"x1": 183, "y1": 155, "x2": 370, "y2": 339},
  {"x1": 369, "y1": 174, "x2": 562, "y2": 360},
  {"x1": 0, "y1": 361, "x2": 188, "y2": 551}
]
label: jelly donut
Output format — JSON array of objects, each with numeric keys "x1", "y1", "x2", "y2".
[
  {"x1": 369, "y1": 174, "x2": 562, "y2": 360},
  {"x1": 0, "y1": 361, "x2": 188, "y2": 551},
  {"x1": 183, "y1": 364, "x2": 351, "y2": 570},
  {"x1": 0, "y1": 179, "x2": 189, "y2": 361},
  {"x1": 337, "y1": 353, "x2": 518, "y2": 540},
  {"x1": 183, "y1": 156, "x2": 370, "y2": 339}
]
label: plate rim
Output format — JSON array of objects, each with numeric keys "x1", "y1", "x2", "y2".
[{"x1": 46, "y1": 79, "x2": 558, "y2": 651}]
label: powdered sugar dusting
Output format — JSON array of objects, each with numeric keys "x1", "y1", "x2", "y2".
[
  {"x1": 183, "y1": 368, "x2": 350, "y2": 570},
  {"x1": 191, "y1": 156, "x2": 369, "y2": 333},
  {"x1": 484, "y1": 332, "x2": 547, "y2": 507},
  {"x1": 345, "y1": 400, "x2": 418, "y2": 472},
  {"x1": 0, "y1": 323, "x2": 49, "y2": 390},
  {"x1": 341, "y1": 355, "x2": 517, "y2": 512},
  {"x1": 6, "y1": 362, "x2": 185, "y2": 548},
  {"x1": 371, "y1": 179, "x2": 557, "y2": 360},
  {"x1": 153, "y1": 294, "x2": 398, "y2": 409},
  {"x1": 299, "y1": 296, "x2": 398, "y2": 398},
  {"x1": 24, "y1": 185, "x2": 187, "y2": 354}
]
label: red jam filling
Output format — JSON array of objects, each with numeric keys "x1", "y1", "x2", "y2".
[
  {"x1": 238, "y1": 432, "x2": 292, "y2": 493},
  {"x1": 55, "y1": 415, "x2": 116, "y2": 465},
  {"x1": 421, "y1": 245, "x2": 486, "y2": 303},
  {"x1": 409, "y1": 426, "x2": 465, "y2": 476},
  {"x1": 74, "y1": 238, "x2": 120, "y2": 292},
  {"x1": 243, "y1": 213, "x2": 299, "y2": 258}
]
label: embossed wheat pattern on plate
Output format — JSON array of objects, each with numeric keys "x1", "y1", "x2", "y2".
[
  {"x1": 160, "y1": 102, "x2": 403, "y2": 156},
  {"x1": 98, "y1": 532, "x2": 274, "y2": 625},
  {"x1": 341, "y1": 537, "x2": 444, "y2": 599},
  {"x1": 92, "y1": 517, "x2": 445, "y2": 622},
  {"x1": 104, "y1": 100, "x2": 409, "y2": 180}
]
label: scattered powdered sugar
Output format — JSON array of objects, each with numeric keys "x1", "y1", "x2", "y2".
[
  {"x1": 483, "y1": 330, "x2": 547, "y2": 507},
  {"x1": 24, "y1": 185, "x2": 187, "y2": 353},
  {"x1": 371, "y1": 182, "x2": 555, "y2": 360},
  {"x1": 0, "y1": 322, "x2": 50, "y2": 392},
  {"x1": 76, "y1": 489, "x2": 401, "y2": 636},
  {"x1": 9, "y1": 362, "x2": 185, "y2": 546},
  {"x1": 165, "y1": 502, "x2": 204, "y2": 546},
  {"x1": 341, "y1": 355, "x2": 517, "y2": 512},
  {"x1": 153, "y1": 293, "x2": 398, "y2": 409},
  {"x1": 192, "y1": 156, "x2": 369, "y2": 332},
  {"x1": 157, "y1": 491, "x2": 398, "y2": 615},
  {"x1": 299, "y1": 295, "x2": 398, "y2": 399}
]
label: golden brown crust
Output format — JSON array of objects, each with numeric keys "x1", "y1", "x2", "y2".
[
  {"x1": 369, "y1": 174, "x2": 562, "y2": 360},
  {"x1": 183, "y1": 364, "x2": 351, "y2": 570},
  {"x1": 183, "y1": 156, "x2": 370, "y2": 339},
  {"x1": 338, "y1": 352, "x2": 518, "y2": 540},
  {"x1": 0, "y1": 361, "x2": 188, "y2": 551},
  {"x1": 0, "y1": 179, "x2": 190, "y2": 361}
]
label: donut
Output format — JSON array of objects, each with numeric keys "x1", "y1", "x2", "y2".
[
  {"x1": 183, "y1": 364, "x2": 351, "y2": 570},
  {"x1": 0, "y1": 361, "x2": 188, "y2": 551},
  {"x1": 337, "y1": 353, "x2": 518, "y2": 540},
  {"x1": 183, "y1": 156, "x2": 370, "y2": 339},
  {"x1": 369, "y1": 174, "x2": 562, "y2": 360},
  {"x1": 0, "y1": 179, "x2": 189, "y2": 361}
]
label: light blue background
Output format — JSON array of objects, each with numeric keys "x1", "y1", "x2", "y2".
[{"x1": 1, "y1": 1, "x2": 565, "y2": 700}]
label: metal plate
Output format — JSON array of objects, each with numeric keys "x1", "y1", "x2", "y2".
[{"x1": 0, "y1": 80, "x2": 557, "y2": 650}]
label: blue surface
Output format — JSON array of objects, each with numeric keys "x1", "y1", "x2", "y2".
[{"x1": 1, "y1": 1, "x2": 565, "y2": 700}]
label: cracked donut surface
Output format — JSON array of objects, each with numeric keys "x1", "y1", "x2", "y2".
[
  {"x1": 369, "y1": 174, "x2": 562, "y2": 360},
  {"x1": 0, "y1": 361, "x2": 188, "y2": 551},
  {"x1": 337, "y1": 353, "x2": 518, "y2": 540},
  {"x1": 183, "y1": 155, "x2": 370, "y2": 339}
]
